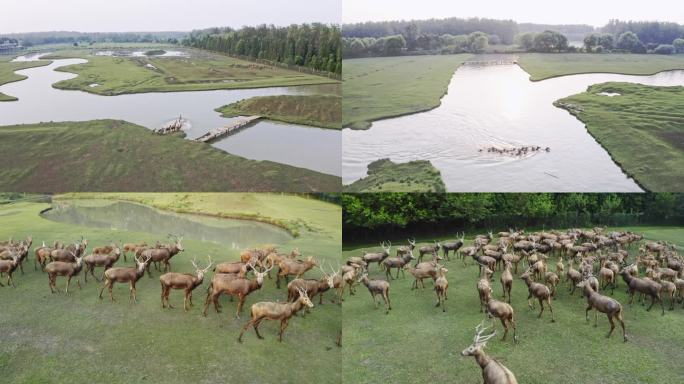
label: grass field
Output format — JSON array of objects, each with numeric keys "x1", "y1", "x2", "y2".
[
  {"x1": 343, "y1": 159, "x2": 446, "y2": 192},
  {"x1": 0, "y1": 194, "x2": 342, "y2": 384},
  {"x1": 0, "y1": 119, "x2": 339, "y2": 192},
  {"x1": 42, "y1": 48, "x2": 338, "y2": 95},
  {"x1": 342, "y1": 226, "x2": 684, "y2": 384},
  {"x1": 216, "y1": 94, "x2": 342, "y2": 129},
  {"x1": 517, "y1": 53, "x2": 684, "y2": 81},
  {"x1": 0, "y1": 56, "x2": 51, "y2": 101},
  {"x1": 343, "y1": 54, "x2": 471, "y2": 129},
  {"x1": 555, "y1": 82, "x2": 684, "y2": 191}
]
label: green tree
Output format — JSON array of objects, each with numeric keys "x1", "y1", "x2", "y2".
[
  {"x1": 467, "y1": 31, "x2": 489, "y2": 53},
  {"x1": 672, "y1": 38, "x2": 684, "y2": 53},
  {"x1": 617, "y1": 31, "x2": 646, "y2": 53}
]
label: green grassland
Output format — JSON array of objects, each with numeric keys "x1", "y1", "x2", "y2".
[
  {"x1": 0, "y1": 119, "x2": 339, "y2": 192},
  {"x1": 216, "y1": 94, "x2": 341, "y2": 129},
  {"x1": 343, "y1": 159, "x2": 446, "y2": 192},
  {"x1": 0, "y1": 195, "x2": 341, "y2": 384},
  {"x1": 342, "y1": 226, "x2": 684, "y2": 384},
  {"x1": 0, "y1": 56, "x2": 52, "y2": 101},
  {"x1": 555, "y1": 82, "x2": 684, "y2": 191},
  {"x1": 43, "y1": 48, "x2": 338, "y2": 95},
  {"x1": 343, "y1": 54, "x2": 471, "y2": 129},
  {"x1": 517, "y1": 53, "x2": 684, "y2": 81}
]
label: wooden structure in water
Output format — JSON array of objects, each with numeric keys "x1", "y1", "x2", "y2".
[
  {"x1": 153, "y1": 115, "x2": 185, "y2": 135},
  {"x1": 194, "y1": 116, "x2": 262, "y2": 143}
]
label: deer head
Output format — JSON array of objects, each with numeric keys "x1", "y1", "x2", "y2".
[
  {"x1": 381, "y1": 241, "x2": 391, "y2": 254},
  {"x1": 462, "y1": 321, "x2": 497, "y2": 356},
  {"x1": 296, "y1": 287, "x2": 314, "y2": 308},
  {"x1": 191, "y1": 256, "x2": 213, "y2": 280}
]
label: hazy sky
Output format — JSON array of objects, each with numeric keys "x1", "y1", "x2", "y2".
[
  {"x1": 344, "y1": 0, "x2": 684, "y2": 26},
  {"x1": 1, "y1": 0, "x2": 341, "y2": 33}
]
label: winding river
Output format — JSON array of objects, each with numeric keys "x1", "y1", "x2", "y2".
[
  {"x1": 343, "y1": 62, "x2": 684, "y2": 191},
  {"x1": 0, "y1": 54, "x2": 341, "y2": 176}
]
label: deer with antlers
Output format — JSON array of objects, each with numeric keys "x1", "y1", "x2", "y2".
[
  {"x1": 0, "y1": 252, "x2": 21, "y2": 287},
  {"x1": 358, "y1": 273, "x2": 392, "y2": 314},
  {"x1": 577, "y1": 277, "x2": 627, "y2": 341},
  {"x1": 276, "y1": 256, "x2": 318, "y2": 289},
  {"x1": 620, "y1": 265, "x2": 664, "y2": 315},
  {"x1": 50, "y1": 239, "x2": 87, "y2": 263},
  {"x1": 521, "y1": 269, "x2": 555, "y2": 322},
  {"x1": 34, "y1": 242, "x2": 56, "y2": 271},
  {"x1": 122, "y1": 241, "x2": 147, "y2": 262},
  {"x1": 441, "y1": 233, "x2": 465, "y2": 261},
  {"x1": 203, "y1": 262, "x2": 272, "y2": 319},
  {"x1": 238, "y1": 287, "x2": 314, "y2": 343},
  {"x1": 462, "y1": 322, "x2": 518, "y2": 384},
  {"x1": 139, "y1": 235, "x2": 184, "y2": 276},
  {"x1": 160, "y1": 256, "x2": 213, "y2": 312},
  {"x1": 382, "y1": 249, "x2": 415, "y2": 280},
  {"x1": 362, "y1": 241, "x2": 391, "y2": 271},
  {"x1": 99, "y1": 253, "x2": 151, "y2": 303},
  {"x1": 83, "y1": 247, "x2": 122, "y2": 283},
  {"x1": 418, "y1": 241, "x2": 441, "y2": 263},
  {"x1": 396, "y1": 239, "x2": 416, "y2": 257},
  {"x1": 45, "y1": 251, "x2": 84, "y2": 294},
  {"x1": 287, "y1": 265, "x2": 335, "y2": 305}
]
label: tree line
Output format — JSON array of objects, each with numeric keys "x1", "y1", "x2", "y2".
[
  {"x1": 0, "y1": 31, "x2": 185, "y2": 46},
  {"x1": 181, "y1": 23, "x2": 341, "y2": 75},
  {"x1": 342, "y1": 193, "x2": 684, "y2": 241}
]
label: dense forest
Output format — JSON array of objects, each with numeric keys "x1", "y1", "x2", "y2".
[
  {"x1": 1, "y1": 31, "x2": 185, "y2": 46},
  {"x1": 342, "y1": 193, "x2": 684, "y2": 240},
  {"x1": 342, "y1": 17, "x2": 684, "y2": 58},
  {"x1": 182, "y1": 23, "x2": 342, "y2": 75}
]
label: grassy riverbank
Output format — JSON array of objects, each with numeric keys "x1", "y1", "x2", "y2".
[
  {"x1": 343, "y1": 54, "x2": 471, "y2": 129},
  {"x1": 216, "y1": 94, "x2": 341, "y2": 129},
  {"x1": 0, "y1": 57, "x2": 52, "y2": 101},
  {"x1": 343, "y1": 159, "x2": 446, "y2": 192},
  {"x1": 0, "y1": 119, "x2": 339, "y2": 192},
  {"x1": 517, "y1": 53, "x2": 684, "y2": 81},
  {"x1": 44, "y1": 48, "x2": 337, "y2": 95},
  {"x1": 555, "y1": 82, "x2": 684, "y2": 191},
  {"x1": 0, "y1": 195, "x2": 341, "y2": 384},
  {"x1": 342, "y1": 226, "x2": 684, "y2": 384}
]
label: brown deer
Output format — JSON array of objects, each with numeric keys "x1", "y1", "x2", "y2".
[
  {"x1": 83, "y1": 248, "x2": 121, "y2": 282},
  {"x1": 122, "y1": 241, "x2": 147, "y2": 262},
  {"x1": 45, "y1": 251, "x2": 84, "y2": 294},
  {"x1": 0, "y1": 244, "x2": 28, "y2": 275},
  {"x1": 544, "y1": 271, "x2": 560, "y2": 298},
  {"x1": 620, "y1": 266, "x2": 664, "y2": 315},
  {"x1": 0, "y1": 253, "x2": 21, "y2": 287},
  {"x1": 577, "y1": 278, "x2": 627, "y2": 341},
  {"x1": 404, "y1": 263, "x2": 437, "y2": 290},
  {"x1": 418, "y1": 241, "x2": 441, "y2": 263},
  {"x1": 500, "y1": 261, "x2": 513, "y2": 303},
  {"x1": 99, "y1": 254, "x2": 151, "y2": 303},
  {"x1": 462, "y1": 322, "x2": 518, "y2": 384},
  {"x1": 203, "y1": 264, "x2": 272, "y2": 319},
  {"x1": 50, "y1": 240, "x2": 87, "y2": 263},
  {"x1": 477, "y1": 264, "x2": 494, "y2": 313},
  {"x1": 238, "y1": 287, "x2": 314, "y2": 343},
  {"x1": 599, "y1": 260, "x2": 615, "y2": 295},
  {"x1": 287, "y1": 268, "x2": 335, "y2": 305},
  {"x1": 362, "y1": 241, "x2": 391, "y2": 271},
  {"x1": 140, "y1": 236, "x2": 184, "y2": 276},
  {"x1": 92, "y1": 243, "x2": 120, "y2": 257},
  {"x1": 566, "y1": 259, "x2": 583, "y2": 295},
  {"x1": 434, "y1": 267, "x2": 448, "y2": 311},
  {"x1": 484, "y1": 291, "x2": 517, "y2": 342},
  {"x1": 396, "y1": 238, "x2": 416, "y2": 257},
  {"x1": 276, "y1": 256, "x2": 318, "y2": 289},
  {"x1": 358, "y1": 273, "x2": 391, "y2": 314},
  {"x1": 441, "y1": 233, "x2": 465, "y2": 261},
  {"x1": 520, "y1": 269, "x2": 555, "y2": 322},
  {"x1": 34, "y1": 242, "x2": 55, "y2": 271},
  {"x1": 341, "y1": 263, "x2": 361, "y2": 297},
  {"x1": 160, "y1": 256, "x2": 213, "y2": 312},
  {"x1": 382, "y1": 249, "x2": 415, "y2": 280},
  {"x1": 264, "y1": 249, "x2": 299, "y2": 279}
]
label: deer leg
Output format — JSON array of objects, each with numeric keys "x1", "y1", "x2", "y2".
[
  {"x1": 537, "y1": 298, "x2": 545, "y2": 318},
  {"x1": 646, "y1": 294, "x2": 655, "y2": 311},
  {"x1": 594, "y1": 310, "x2": 599, "y2": 328},
  {"x1": 131, "y1": 282, "x2": 137, "y2": 303},
  {"x1": 527, "y1": 292, "x2": 534, "y2": 309},
  {"x1": 236, "y1": 295, "x2": 245, "y2": 319},
  {"x1": 65, "y1": 276, "x2": 72, "y2": 294},
  {"x1": 617, "y1": 310, "x2": 627, "y2": 342},
  {"x1": 659, "y1": 294, "x2": 665, "y2": 316},
  {"x1": 146, "y1": 262, "x2": 153, "y2": 278},
  {"x1": 500, "y1": 318, "x2": 508, "y2": 340},
  {"x1": 548, "y1": 298, "x2": 555, "y2": 322},
  {"x1": 108, "y1": 282, "x2": 115, "y2": 302},
  {"x1": 238, "y1": 318, "x2": 256, "y2": 342},
  {"x1": 279, "y1": 319, "x2": 289, "y2": 342},
  {"x1": 585, "y1": 305, "x2": 592, "y2": 322},
  {"x1": 77, "y1": 277, "x2": 81, "y2": 290},
  {"x1": 48, "y1": 276, "x2": 54, "y2": 293},
  {"x1": 606, "y1": 314, "x2": 615, "y2": 338},
  {"x1": 202, "y1": 291, "x2": 213, "y2": 316}
]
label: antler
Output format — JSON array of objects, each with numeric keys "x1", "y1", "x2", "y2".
[{"x1": 473, "y1": 321, "x2": 497, "y2": 345}]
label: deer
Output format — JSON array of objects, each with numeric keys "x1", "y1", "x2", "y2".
[
  {"x1": 276, "y1": 256, "x2": 318, "y2": 289},
  {"x1": 566, "y1": 259, "x2": 583, "y2": 295},
  {"x1": 544, "y1": 271, "x2": 560, "y2": 298},
  {"x1": 434, "y1": 267, "x2": 448, "y2": 312},
  {"x1": 238, "y1": 287, "x2": 314, "y2": 343},
  {"x1": 214, "y1": 255, "x2": 258, "y2": 277},
  {"x1": 122, "y1": 241, "x2": 147, "y2": 262},
  {"x1": 396, "y1": 238, "x2": 416, "y2": 257},
  {"x1": 362, "y1": 241, "x2": 391, "y2": 271},
  {"x1": 45, "y1": 251, "x2": 84, "y2": 294},
  {"x1": 358, "y1": 273, "x2": 391, "y2": 314},
  {"x1": 341, "y1": 263, "x2": 361, "y2": 298},
  {"x1": 0, "y1": 244, "x2": 28, "y2": 275},
  {"x1": 203, "y1": 264, "x2": 272, "y2": 319},
  {"x1": 160, "y1": 256, "x2": 213, "y2": 312},
  {"x1": 34, "y1": 242, "x2": 56, "y2": 271},
  {"x1": 404, "y1": 264, "x2": 437, "y2": 290},
  {"x1": 50, "y1": 240, "x2": 87, "y2": 263},
  {"x1": 92, "y1": 243, "x2": 120, "y2": 258},
  {"x1": 477, "y1": 264, "x2": 494, "y2": 313},
  {"x1": 264, "y1": 249, "x2": 299, "y2": 279},
  {"x1": 99, "y1": 253, "x2": 151, "y2": 303},
  {"x1": 520, "y1": 269, "x2": 555, "y2": 322},
  {"x1": 462, "y1": 322, "x2": 518, "y2": 384},
  {"x1": 484, "y1": 291, "x2": 517, "y2": 342},
  {"x1": 441, "y1": 233, "x2": 465, "y2": 261},
  {"x1": 139, "y1": 236, "x2": 184, "y2": 276},
  {"x1": 240, "y1": 245, "x2": 277, "y2": 265},
  {"x1": 418, "y1": 241, "x2": 441, "y2": 263},
  {"x1": 0, "y1": 252, "x2": 21, "y2": 287},
  {"x1": 599, "y1": 259, "x2": 616, "y2": 294},
  {"x1": 382, "y1": 249, "x2": 415, "y2": 280},
  {"x1": 287, "y1": 266, "x2": 335, "y2": 305},
  {"x1": 620, "y1": 266, "x2": 664, "y2": 315},
  {"x1": 500, "y1": 261, "x2": 513, "y2": 303},
  {"x1": 577, "y1": 278, "x2": 627, "y2": 341},
  {"x1": 83, "y1": 247, "x2": 122, "y2": 283}
]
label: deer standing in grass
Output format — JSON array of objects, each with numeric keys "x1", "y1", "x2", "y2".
[
  {"x1": 122, "y1": 241, "x2": 147, "y2": 262},
  {"x1": 521, "y1": 269, "x2": 555, "y2": 322},
  {"x1": 238, "y1": 287, "x2": 314, "y2": 343},
  {"x1": 358, "y1": 273, "x2": 391, "y2": 314},
  {"x1": 382, "y1": 249, "x2": 415, "y2": 280},
  {"x1": 276, "y1": 256, "x2": 318, "y2": 289},
  {"x1": 45, "y1": 251, "x2": 84, "y2": 294},
  {"x1": 462, "y1": 322, "x2": 518, "y2": 384},
  {"x1": 99, "y1": 254, "x2": 151, "y2": 303},
  {"x1": 362, "y1": 241, "x2": 391, "y2": 271},
  {"x1": 203, "y1": 263, "x2": 272, "y2": 319},
  {"x1": 160, "y1": 256, "x2": 213, "y2": 312},
  {"x1": 484, "y1": 291, "x2": 517, "y2": 342},
  {"x1": 140, "y1": 236, "x2": 184, "y2": 277},
  {"x1": 620, "y1": 265, "x2": 664, "y2": 315},
  {"x1": 577, "y1": 278, "x2": 627, "y2": 341},
  {"x1": 83, "y1": 247, "x2": 121, "y2": 283},
  {"x1": 0, "y1": 253, "x2": 21, "y2": 287},
  {"x1": 477, "y1": 264, "x2": 494, "y2": 313},
  {"x1": 500, "y1": 261, "x2": 513, "y2": 303},
  {"x1": 434, "y1": 267, "x2": 448, "y2": 311}
]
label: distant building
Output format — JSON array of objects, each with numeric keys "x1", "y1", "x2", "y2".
[{"x1": 0, "y1": 39, "x2": 22, "y2": 55}]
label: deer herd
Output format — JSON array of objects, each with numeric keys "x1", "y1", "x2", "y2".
[
  {"x1": 0, "y1": 233, "x2": 336, "y2": 344},
  {"x1": 344, "y1": 227, "x2": 682, "y2": 383}
]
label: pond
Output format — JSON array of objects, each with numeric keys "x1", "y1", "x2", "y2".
[
  {"x1": 343, "y1": 62, "x2": 684, "y2": 191},
  {"x1": 0, "y1": 54, "x2": 340, "y2": 176},
  {"x1": 41, "y1": 199, "x2": 292, "y2": 250}
]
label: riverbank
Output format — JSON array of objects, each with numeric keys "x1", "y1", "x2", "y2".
[
  {"x1": 343, "y1": 158, "x2": 446, "y2": 192},
  {"x1": 216, "y1": 94, "x2": 341, "y2": 129},
  {"x1": 555, "y1": 82, "x2": 684, "y2": 191},
  {"x1": 43, "y1": 48, "x2": 338, "y2": 95},
  {"x1": 343, "y1": 54, "x2": 471, "y2": 129},
  {"x1": 517, "y1": 53, "x2": 684, "y2": 81},
  {"x1": 0, "y1": 197, "x2": 341, "y2": 383},
  {"x1": 0, "y1": 119, "x2": 340, "y2": 192},
  {"x1": 0, "y1": 57, "x2": 52, "y2": 101}
]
